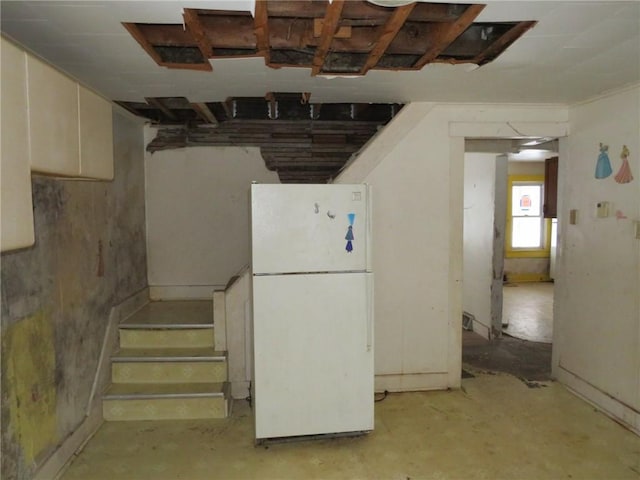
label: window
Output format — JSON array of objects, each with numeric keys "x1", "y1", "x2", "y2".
[{"x1": 506, "y1": 175, "x2": 551, "y2": 258}]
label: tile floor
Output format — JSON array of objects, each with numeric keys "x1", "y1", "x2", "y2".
[
  {"x1": 61, "y1": 370, "x2": 640, "y2": 480},
  {"x1": 503, "y1": 282, "x2": 554, "y2": 343}
]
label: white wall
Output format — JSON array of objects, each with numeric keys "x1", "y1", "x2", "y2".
[
  {"x1": 553, "y1": 85, "x2": 640, "y2": 434},
  {"x1": 145, "y1": 143, "x2": 279, "y2": 297},
  {"x1": 463, "y1": 153, "x2": 498, "y2": 339},
  {"x1": 336, "y1": 102, "x2": 569, "y2": 392}
]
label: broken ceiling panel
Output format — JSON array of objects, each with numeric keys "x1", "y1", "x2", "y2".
[
  {"x1": 123, "y1": 0, "x2": 536, "y2": 75},
  {"x1": 121, "y1": 94, "x2": 401, "y2": 184}
]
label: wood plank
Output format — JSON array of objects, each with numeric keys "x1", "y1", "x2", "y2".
[
  {"x1": 254, "y1": 0, "x2": 270, "y2": 63},
  {"x1": 360, "y1": 3, "x2": 415, "y2": 75},
  {"x1": 145, "y1": 98, "x2": 177, "y2": 121},
  {"x1": 413, "y1": 4, "x2": 485, "y2": 69},
  {"x1": 311, "y1": 0, "x2": 345, "y2": 76},
  {"x1": 471, "y1": 21, "x2": 537, "y2": 65},
  {"x1": 183, "y1": 9, "x2": 214, "y2": 60},
  {"x1": 190, "y1": 103, "x2": 219, "y2": 125},
  {"x1": 313, "y1": 18, "x2": 351, "y2": 38}
]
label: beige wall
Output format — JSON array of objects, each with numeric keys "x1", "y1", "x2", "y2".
[
  {"x1": 554, "y1": 86, "x2": 640, "y2": 434},
  {"x1": 144, "y1": 142, "x2": 279, "y2": 297},
  {"x1": 336, "y1": 102, "x2": 568, "y2": 392}
]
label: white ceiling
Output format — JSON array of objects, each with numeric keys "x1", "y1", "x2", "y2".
[{"x1": 2, "y1": 1, "x2": 639, "y2": 105}]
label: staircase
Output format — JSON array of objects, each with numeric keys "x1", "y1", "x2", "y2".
[{"x1": 102, "y1": 300, "x2": 230, "y2": 421}]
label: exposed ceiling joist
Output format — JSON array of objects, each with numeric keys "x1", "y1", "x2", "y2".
[
  {"x1": 360, "y1": 3, "x2": 415, "y2": 75},
  {"x1": 414, "y1": 4, "x2": 485, "y2": 68},
  {"x1": 122, "y1": 2, "x2": 534, "y2": 76},
  {"x1": 312, "y1": 0, "x2": 346, "y2": 76},
  {"x1": 190, "y1": 102, "x2": 219, "y2": 125}
]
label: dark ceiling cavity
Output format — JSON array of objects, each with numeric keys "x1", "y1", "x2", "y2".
[
  {"x1": 123, "y1": 0, "x2": 536, "y2": 75},
  {"x1": 118, "y1": 94, "x2": 402, "y2": 184}
]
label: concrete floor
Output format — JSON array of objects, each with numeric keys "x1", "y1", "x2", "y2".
[
  {"x1": 503, "y1": 282, "x2": 554, "y2": 343},
  {"x1": 61, "y1": 371, "x2": 640, "y2": 480}
]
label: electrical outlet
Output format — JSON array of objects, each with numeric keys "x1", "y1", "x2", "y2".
[{"x1": 596, "y1": 201, "x2": 610, "y2": 218}]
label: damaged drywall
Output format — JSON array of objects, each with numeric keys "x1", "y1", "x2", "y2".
[{"x1": 1, "y1": 110, "x2": 147, "y2": 480}]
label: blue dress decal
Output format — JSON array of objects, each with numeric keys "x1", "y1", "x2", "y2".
[
  {"x1": 595, "y1": 143, "x2": 612, "y2": 179},
  {"x1": 345, "y1": 213, "x2": 356, "y2": 253}
]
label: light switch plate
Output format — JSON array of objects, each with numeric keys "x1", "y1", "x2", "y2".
[{"x1": 596, "y1": 201, "x2": 610, "y2": 218}]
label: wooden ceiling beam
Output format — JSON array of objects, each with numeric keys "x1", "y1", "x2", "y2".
[
  {"x1": 311, "y1": 0, "x2": 346, "y2": 76},
  {"x1": 183, "y1": 9, "x2": 214, "y2": 60},
  {"x1": 254, "y1": 0, "x2": 271, "y2": 63},
  {"x1": 145, "y1": 97, "x2": 178, "y2": 121},
  {"x1": 471, "y1": 20, "x2": 537, "y2": 65},
  {"x1": 190, "y1": 102, "x2": 219, "y2": 125},
  {"x1": 360, "y1": 3, "x2": 415, "y2": 75},
  {"x1": 413, "y1": 4, "x2": 485, "y2": 69}
]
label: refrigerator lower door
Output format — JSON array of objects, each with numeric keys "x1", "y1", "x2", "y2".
[{"x1": 252, "y1": 272, "x2": 374, "y2": 440}]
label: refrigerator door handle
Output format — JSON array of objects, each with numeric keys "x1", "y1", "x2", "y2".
[{"x1": 366, "y1": 273, "x2": 374, "y2": 351}]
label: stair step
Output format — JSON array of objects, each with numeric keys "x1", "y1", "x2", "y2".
[
  {"x1": 111, "y1": 348, "x2": 227, "y2": 383},
  {"x1": 119, "y1": 328, "x2": 214, "y2": 349},
  {"x1": 122, "y1": 301, "x2": 212, "y2": 328},
  {"x1": 113, "y1": 347, "x2": 225, "y2": 362},
  {"x1": 103, "y1": 382, "x2": 229, "y2": 421}
]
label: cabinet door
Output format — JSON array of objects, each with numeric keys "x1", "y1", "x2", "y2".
[
  {"x1": 543, "y1": 156, "x2": 558, "y2": 218},
  {"x1": 27, "y1": 55, "x2": 80, "y2": 175},
  {"x1": 79, "y1": 86, "x2": 114, "y2": 180},
  {"x1": 1, "y1": 38, "x2": 35, "y2": 251}
]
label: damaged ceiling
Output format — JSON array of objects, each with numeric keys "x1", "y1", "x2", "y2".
[
  {"x1": 119, "y1": 0, "x2": 534, "y2": 183},
  {"x1": 123, "y1": 1, "x2": 535, "y2": 75},
  {"x1": 124, "y1": 94, "x2": 401, "y2": 183}
]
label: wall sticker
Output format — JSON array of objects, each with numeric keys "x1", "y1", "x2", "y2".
[
  {"x1": 614, "y1": 145, "x2": 634, "y2": 184},
  {"x1": 345, "y1": 213, "x2": 355, "y2": 253},
  {"x1": 595, "y1": 143, "x2": 612, "y2": 179}
]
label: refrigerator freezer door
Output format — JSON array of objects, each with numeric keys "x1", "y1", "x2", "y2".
[
  {"x1": 251, "y1": 184, "x2": 370, "y2": 275},
  {"x1": 253, "y1": 272, "x2": 374, "y2": 440}
]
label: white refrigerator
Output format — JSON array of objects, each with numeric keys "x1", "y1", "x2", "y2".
[{"x1": 250, "y1": 183, "x2": 374, "y2": 442}]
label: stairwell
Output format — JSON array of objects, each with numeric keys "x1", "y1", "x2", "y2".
[{"x1": 102, "y1": 300, "x2": 230, "y2": 421}]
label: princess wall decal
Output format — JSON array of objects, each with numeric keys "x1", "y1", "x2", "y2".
[
  {"x1": 595, "y1": 143, "x2": 612, "y2": 179},
  {"x1": 614, "y1": 145, "x2": 634, "y2": 184},
  {"x1": 345, "y1": 213, "x2": 356, "y2": 253}
]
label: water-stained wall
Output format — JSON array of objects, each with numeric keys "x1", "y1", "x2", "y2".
[{"x1": 1, "y1": 110, "x2": 147, "y2": 479}]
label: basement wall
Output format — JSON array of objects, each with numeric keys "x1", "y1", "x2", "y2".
[
  {"x1": 144, "y1": 141, "x2": 279, "y2": 299},
  {"x1": 0, "y1": 111, "x2": 147, "y2": 479},
  {"x1": 335, "y1": 102, "x2": 569, "y2": 392},
  {"x1": 553, "y1": 85, "x2": 640, "y2": 434}
]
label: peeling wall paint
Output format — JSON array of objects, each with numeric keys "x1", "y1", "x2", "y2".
[
  {"x1": 1, "y1": 111, "x2": 147, "y2": 479},
  {"x1": 3, "y1": 311, "x2": 57, "y2": 464}
]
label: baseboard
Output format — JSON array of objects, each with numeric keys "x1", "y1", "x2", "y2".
[
  {"x1": 213, "y1": 291, "x2": 226, "y2": 351},
  {"x1": 505, "y1": 273, "x2": 551, "y2": 283},
  {"x1": 556, "y1": 365, "x2": 639, "y2": 436},
  {"x1": 471, "y1": 320, "x2": 490, "y2": 339},
  {"x1": 374, "y1": 372, "x2": 451, "y2": 393},
  {"x1": 150, "y1": 285, "x2": 222, "y2": 300},
  {"x1": 34, "y1": 404, "x2": 103, "y2": 480},
  {"x1": 33, "y1": 287, "x2": 150, "y2": 480}
]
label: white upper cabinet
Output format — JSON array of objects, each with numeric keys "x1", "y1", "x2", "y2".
[
  {"x1": 79, "y1": 86, "x2": 114, "y2": 180},
  {"x1": 27, "y1": 54, "x2": 80, "y2": 176},
  {"x1": 1, "y1": 37, "x2": 35, "y2": 251}
]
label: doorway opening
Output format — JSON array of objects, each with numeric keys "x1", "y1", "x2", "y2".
[{"x1": 461, "y1": 138, "x2": 559, "y2": 381}]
